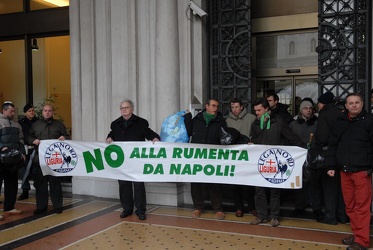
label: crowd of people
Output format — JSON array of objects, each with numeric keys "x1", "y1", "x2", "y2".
[{"x1": 0, "y1": 92, "x2": 372, "y2": 250}]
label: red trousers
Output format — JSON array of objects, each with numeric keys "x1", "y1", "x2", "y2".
[{"x1": 340, "y1": 171, "x2": 372, "y2": 247}]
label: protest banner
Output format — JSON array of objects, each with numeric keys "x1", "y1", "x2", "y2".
[{"x1": 39, "y1": 140, "x2": 307, "y2": 189}]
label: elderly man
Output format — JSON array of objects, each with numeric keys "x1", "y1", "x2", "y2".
[
  {"x1": 106, "y1": 99, "x2": 160, "y2": 220},
  {"x1": 327, "y1": 93, "x2": 373, "y2": 250},
  {"x1": 0, "y1": 101, "x2": 26, "y2": 221},
  {"x1": 28, "y1": 104, "x2": 70, "y2": 215}
]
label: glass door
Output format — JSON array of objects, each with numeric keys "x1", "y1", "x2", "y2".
[{"x1": 255, "y1": 76, "x2": 318, "y2": 116}]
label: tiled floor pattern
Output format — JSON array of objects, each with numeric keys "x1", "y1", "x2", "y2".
[{"x1": 0, "y1": 194, "x2": 371, "y2": 249}]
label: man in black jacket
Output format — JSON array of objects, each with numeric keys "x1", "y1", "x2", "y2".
[
  {"x1": 106, "y1": 99, "x2": 160, "y2": 220},
  {"x1": 28, "y1": 104, "x2": 70, "y2": 215},
  {"x1": 326, "y1": 93, "x2": 373, "y2": 250},
  {"x1": 266, "y1": 93, "x2": 293, "y2": 124},
  {"x1": 249, "y1": 97, "x2": 305, "y2": 227},
  {"x1": 18, "y1": 103, "x2": 38, "y2": 200},
  {"x1": 311, "y1": 91, "x2": 346, "y2": 225},
  {"x1": 184, "y1": 98, "x2": 226, "y2": 220}
]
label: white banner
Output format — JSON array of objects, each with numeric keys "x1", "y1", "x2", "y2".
[{"x1": 38, "y1": 140, "x2": 307, "y2": 189}]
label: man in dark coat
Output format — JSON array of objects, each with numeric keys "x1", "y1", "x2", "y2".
[
  {"x1": 311, "y1": 91, "x2": 346, "y2": 225},
  {"x1": 266, "y1": 93, "x2": 293, "y2": 124},
  {"x1": 18, "y1": 103, "x2": 38, "y2": 200},
  {"x1": 106, "y1": 99, "x2": 160, "y2": 220},
  {"x1": 249, "y1": 97, "x2": 305, "y2": 227},
  {"x1": 326, "y1": 93, "x2": 373, "y2": 250},
  {"x1": 184, "y1": 98, "x2": 226, "y2": 220},
  {"x1": 28, "y1": 104, "x2": 70, "y2": 215}
]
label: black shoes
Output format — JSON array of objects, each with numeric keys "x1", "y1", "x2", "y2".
[
  {"x1": 54, "y1": 208, "x2": 63, "y2": 214},
  {"x1": 138, "y1": 213, "x2": 146, "y2": 220},
  {"x1": 120, "y1": 210, "x2": 132, "y2": 218},
  {"x1": 346, "y1": 242, "x2": 368, "y2": 250},
  {"x1": 342, "y1": 235, "x2": 355, "y2": 245},
  {"x1": 18, "y1": 192, "x2": 29, "y2": 200},
  {"x1": 119, "y1": 210, "x2": 146, "y2": 220},
  {"x1": 33, "y1": 208, "x2": 47, "y2": 215}
]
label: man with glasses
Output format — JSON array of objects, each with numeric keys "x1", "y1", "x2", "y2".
[
  {"x1": 184, "y1": 98, "x2": 227, "y2": 220},
  {"x1": 106, "y1": 99, "x2": 160, "y2": 220}
]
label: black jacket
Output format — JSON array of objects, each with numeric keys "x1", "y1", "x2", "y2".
[
  {"x1": 184, "y1": 110, "x2": 226, "y2": 145},
  {"x1": 315, "y1": 103, "x2": 342, "y2": 147},
  {"x1": 271, "y1": 103, "x2": 293, "y2": 124},
  {"x1": 250, "y1": 113, "x2": 305, "y2": 147},
  {"x1": 19, "y1": 116, "x2": 38, "y2": 145},
  {"x1": 289, "y1": 115, "x2": 318, "y2": 148},
  {"x1": 326, "y1": 109, "x2": 373, "y2": 172},
  {"x1": 107, "y1": 114, "x2": 160, "y2": 142}
]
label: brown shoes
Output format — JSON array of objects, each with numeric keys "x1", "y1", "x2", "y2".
[
  {"x1": 192, "y1": 209, "x2": 202, "y2": 218},
  {"x1": 235, "y1": 210, "x2": 243, "y2": 217},
  {"x1": 250, "y1": 217, "x2": 267, "y2": 225},
  {"x1": 215, "y1": 211, "x2": 225, "y2": 220}
]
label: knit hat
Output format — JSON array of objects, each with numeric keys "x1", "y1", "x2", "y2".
[
  {"x1": 23, "y1": 103, "x2": 34, "y2": 113},
  {"x1": 299, "y1": 100, "x2": 313, "y2": 112},
  {"x1": 317, "y1": 92, "x2": 335, "y2": 104}
]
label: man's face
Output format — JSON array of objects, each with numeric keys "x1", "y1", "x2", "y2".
[
  {"x1": 300, "y1": 106, "x2": 313, "y2": 119},
  {"x1": 205, "y1": 100, "x2": 219, "y2": 115},
  {"x1": 25, "y1": 107, "x2": 35, "y2": 120},
  {"x1": 3, "y1": 106, "x2": 15, "y2": 119},
  {"x1": 345, "y1": 95, "x2": 363, "y2": 117},
  {"x1": 42, "y1": 105, "x2": 54, "y2": 119},
  {"x1": 230, "y1": 102, "x2": 243, "y2": 116},
  {"x1": 254, "y1": 104, "x2": 269, "y2": 118},
  {"x1": 120, "y1": 102, "x2": 134, "y2": 117},
  {"x1": 267, "y1": 96, "x2": 277, "y2": 109}
]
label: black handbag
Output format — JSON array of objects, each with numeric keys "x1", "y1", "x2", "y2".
[
  {"x1": 306, "y1": 146, "x2": 327, "y2": 169},
  {"x1": 0, "y1": 148, "x2": 23, "y2": 167}
]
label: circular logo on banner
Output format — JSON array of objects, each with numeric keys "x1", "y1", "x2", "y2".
[
  {"x1": 45, "y1": 142, "x2": 78, "y2": 173},
  {"x1": 257, "y1": 148, "x2": 295, "y2": 184}
]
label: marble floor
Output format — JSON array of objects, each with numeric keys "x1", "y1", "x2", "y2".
[{"x1": 0, "y1": 193, "x2": 371, "y2": 250}]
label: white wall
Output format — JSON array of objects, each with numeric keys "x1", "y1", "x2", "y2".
[{"x1": 69, "y1": 0, "x2": 208, "y2": 206}]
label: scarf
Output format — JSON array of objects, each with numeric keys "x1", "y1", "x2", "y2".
[
  {"x1": 204, "y1": 112, "x2": 215, "y2": 125},
  {"x1": 260, "y1": 112, "x2": 271, "y2": 130}
]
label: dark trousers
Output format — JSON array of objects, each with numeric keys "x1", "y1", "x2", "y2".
[
  {"x1": 255, "y1": 187, "x2": 281, "y2": 220},
  {"x1": 233, "y1": 185, "x2": 256, "y2": 211},
  {"x1": 191, "y1": 182, "x2": 223, "y2": 212},
  {"x1": 34, "y1": 165, "x2": 63, "y2": 210},
  {"x1": 18, "y1": 150, "x2": 34, "y2": 192},
  {"x1": 308, "y1": 168, "x2": 346, "y2": 222},
  {"x1": 1, "y1": 168, "x2": 18, "y2": 211},
  {"x1": 118, "y1": 180, "x2": 146, "y2": 215}
]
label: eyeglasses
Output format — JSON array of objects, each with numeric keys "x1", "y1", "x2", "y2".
[{"x1": 120, "y1": 106, "x2": 132, "y2": 110}]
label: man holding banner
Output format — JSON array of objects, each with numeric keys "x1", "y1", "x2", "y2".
[
  {"x1": 28, "y1": 104, "x2": 70, "y2": 215},
  {"x1": 106, "y1": 99, "x2": 160, "y2": 220},
  {"x1": 184, "y1": 98, "x2": 227, "y2": 220},
  {"x1": 249, "y1": 97, "x2": 305, "y2": 227}
]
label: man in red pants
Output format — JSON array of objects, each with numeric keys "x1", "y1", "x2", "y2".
[{"x1": 327, "y1": 93, "x2": 373, "y2": 250}]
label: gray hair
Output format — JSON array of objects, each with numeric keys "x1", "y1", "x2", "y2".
[{"x1": 120, "y1": 99, "x2": 135, "y2": 109}]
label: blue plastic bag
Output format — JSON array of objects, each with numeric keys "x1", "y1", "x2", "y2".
[{"x1": 160, "y1": 111, "x2": 190, "y2": 143}]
